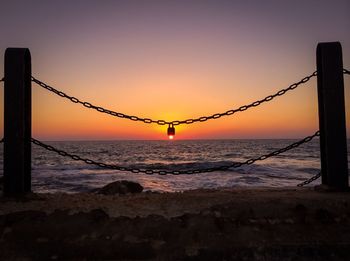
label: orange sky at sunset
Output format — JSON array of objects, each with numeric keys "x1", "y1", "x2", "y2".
[{"x1": 0, "y1": 0, "x2": 350, "y2": 140}]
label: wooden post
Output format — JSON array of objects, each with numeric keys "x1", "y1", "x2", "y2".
[
  {"x1": 316, "y1": 42, "x2": 349, "y2": 190},
  {"x1": 4, "y1": 48, "x2": 32, "y2": 196}
]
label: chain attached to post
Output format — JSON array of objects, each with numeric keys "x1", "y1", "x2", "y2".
[
  {"x1": 297, "y1": 172, "x2": 321, "y2": 187},
  {"x1": 31, "y1": 71, "x2": 317, "y2": 127},
  {"x1": 3, "y1": 65, "x2": 348, "y2": 189}
]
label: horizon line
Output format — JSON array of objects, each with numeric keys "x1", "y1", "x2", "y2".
[{"x1": 28, "y1": 137, "x2": 326, "y2": 142}]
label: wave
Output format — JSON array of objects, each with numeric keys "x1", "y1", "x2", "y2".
[
  {"x1": 31, "y1": 160, "x2": 321, "y2": 180},
  {"x1": 126, "y1": 160, "x2": 234, "y2": 171}
]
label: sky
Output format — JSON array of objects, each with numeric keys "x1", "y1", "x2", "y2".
[{"x1": 0, "y1": 0, "x2": 349, "y2": 140}]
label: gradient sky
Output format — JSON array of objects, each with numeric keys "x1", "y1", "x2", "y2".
[{"x1": 0, "y1": 0, "x2": 349, "y2": 140}]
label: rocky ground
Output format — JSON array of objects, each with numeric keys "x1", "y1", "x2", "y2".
[{"x1": 1, "y1": 187, "x2": 350, "y2": 260}]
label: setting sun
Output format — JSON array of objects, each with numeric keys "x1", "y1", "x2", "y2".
[{"x1": 168, "y1": 135, "x2": 174, "y2": 140}]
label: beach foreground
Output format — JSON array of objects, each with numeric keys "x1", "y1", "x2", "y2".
[{"x1": 1, "y1": 187, "x2": 350, "y2": 260}]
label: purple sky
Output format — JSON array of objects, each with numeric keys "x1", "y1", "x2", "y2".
[{"x1": 0, "y1": 0, "x2": 349, "y2": 139}]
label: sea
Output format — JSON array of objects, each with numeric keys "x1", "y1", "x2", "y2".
[{"x1": 1, "y1": 139, "x2": 349, "y2": 193}]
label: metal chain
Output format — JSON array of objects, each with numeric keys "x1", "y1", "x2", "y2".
[
  {"x1": 31, "y1": 131, "x2": 320, "y2": 175},
  {"x1": 0, "y1": 138, "x2": 3, "y2": 143},
  {"x1": 0, "y1": 77, "x2": 4, "y2": 82},
  {"x1": 297, "y1": 172, "x2": 321, "y2": 187},
  {"x1": 5, "y1": 67, "x2": 350, "y2": 185},
  {"x1": 31, "y1": 71, "x2": 317, "y2": 126}
]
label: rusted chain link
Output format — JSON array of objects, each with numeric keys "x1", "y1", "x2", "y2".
[
  {"x1": 31, "y1": 71, "x2": 317, "y2": 126},
  {"x1": 31, "y1": 131, "x2": 320, "y2": 175},
  {"x1": 297, "y1": 172, "x2": 321, "y2": 187}
]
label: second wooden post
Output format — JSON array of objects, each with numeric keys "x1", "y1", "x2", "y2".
[{"x1": 316, "y1": 42, "x2": 348, "y2": 190}]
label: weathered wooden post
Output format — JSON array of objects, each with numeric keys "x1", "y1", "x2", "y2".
[
  {"x1": 316, "y1": 42, "x2": 349, "y2": 190},
  {"x1": 4, "y1": 48, "x2": 32, "y2": 196}
]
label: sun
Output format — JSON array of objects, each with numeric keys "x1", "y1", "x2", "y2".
[{"x1": 168, "y1": 135, "x2": 174, "y2": 140}]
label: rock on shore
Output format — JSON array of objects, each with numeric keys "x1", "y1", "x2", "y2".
[{"x1": 96, "y1": 180, "x2": 143, "y2": 195}]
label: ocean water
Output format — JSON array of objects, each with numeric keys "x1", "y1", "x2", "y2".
[{"x1": 0, "y1": 139, "x2": 349, "y2": 193}]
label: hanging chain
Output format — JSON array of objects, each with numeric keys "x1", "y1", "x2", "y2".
[
  {"x1": 297, "y1": 172, "x2": 321, "y2": 187},
  {"x1": 31, "y1": 71, "x2": 317, "y2": 126},
  {"x1": 31, "y1": 131, "x2": 320, "y2": 175},
  {"x1": 5, "y1": 67, "x2": 350, "y2": 184},
  {"x1": 175, "y1": 71, "x2": 317, "y2": 125}
]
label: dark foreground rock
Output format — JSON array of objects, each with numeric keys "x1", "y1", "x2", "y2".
[
  {"x1": 0, "y1": 188, "x2": 350, "y2": 260},
  {"x1": 97, "y1": 180, "x2": 143, "y2": 195}
]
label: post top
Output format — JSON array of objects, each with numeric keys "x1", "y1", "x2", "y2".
[
  {"x1": 317, "y1": 42, "x2": 342, "y2": 52},
  {"x1": 5, "y1": 48, "x2": 31, "y2": 60}
]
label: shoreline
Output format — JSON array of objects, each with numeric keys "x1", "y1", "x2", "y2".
[
  {"x1": 0, "y1": 187, "x2": 347, "y2": 217},
  {"x1": 1, "y1": 187, "x2": 350, "y2": 260}
]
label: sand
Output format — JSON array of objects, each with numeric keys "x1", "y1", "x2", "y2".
[{"x1": 1, "y1": 187, "x2": 350, "y2": 260}]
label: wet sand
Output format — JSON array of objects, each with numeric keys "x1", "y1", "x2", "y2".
[{"x1": 1, "y1": 187, "x2": 350, "y2": 260}]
